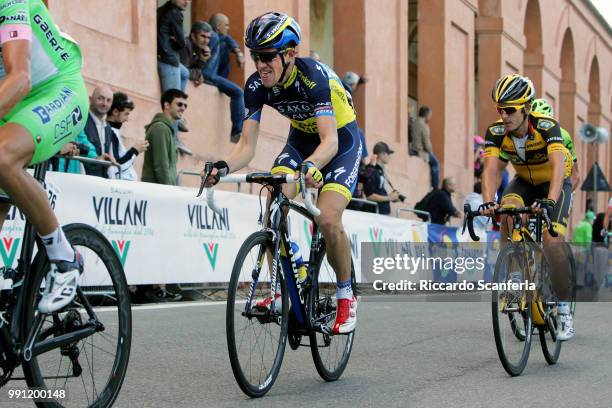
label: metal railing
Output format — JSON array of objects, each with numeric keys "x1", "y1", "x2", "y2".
[
  {"x1": 347, "y1": 198, "x2": 379, "y2": 213},
  {"x1": 52, "y1": 155, "x2": 123, "y2": 180},
  {"x1": 396, "y1": 207, "x2": 431, "y2": 222}
]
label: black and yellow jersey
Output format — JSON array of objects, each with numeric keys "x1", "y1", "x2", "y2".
[
  {"x1": 484, "y1": 112, "x2": 572, "y2": 185},
  {"x1": 243, "y1": 57, "x2": 356, "y2": 134}
]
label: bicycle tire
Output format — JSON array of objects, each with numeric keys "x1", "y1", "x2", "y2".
[
  {"x1": 226, "y1": 231, "x2": 288, "y2": 398},
  {"x1": 309, "y1": 241, "x2": 356, "y2": 381},
  {"x1": 22, "y1": 223, "x2": 132, "y2": 408},
  {"x1": 536, "y1": 251, "x2": 562, "y2": 364},
  {"x1": 492, "y1": 244, "x2": 532, "y2": 377}
]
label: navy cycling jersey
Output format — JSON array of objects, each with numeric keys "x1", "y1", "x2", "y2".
[{"x1": 243, "y1": 57, "x2": 356, "y2": 133}]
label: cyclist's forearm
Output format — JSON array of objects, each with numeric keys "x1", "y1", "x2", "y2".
[
  {"x1": 225, "y1": 145, "x2": 254, "y2": 173},
  {"x1": 306, "y1": 137, "x2": 338, "y2": 168},
  {"x1": 547, "y1": 154, "x2": 566, "y2": 202},
  {"x1": 481, "y1": 159, "x2": 499, "y2": 203},
  {"x1": 0, "y1": 72, "x2": 31, "y2": 118}
]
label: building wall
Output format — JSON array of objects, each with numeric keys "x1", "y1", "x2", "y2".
[{"x1": 46, "y1": 0, "x2": 611, "y2": 228}]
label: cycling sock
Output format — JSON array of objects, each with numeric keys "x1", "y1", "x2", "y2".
[
  {"x1": 39, "y1": 227, "x2": 74, "y2": 263},
  {"x1": 336, "y1": 279, "x2": 353, "y2": 300},
  {"x1": 557, "y1": 302, "x2": 570, "y2": 315}
]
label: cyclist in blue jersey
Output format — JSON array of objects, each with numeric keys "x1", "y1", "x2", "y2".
[{"x1": 205, "y1": 12, "x2": 360, "y2": 334}]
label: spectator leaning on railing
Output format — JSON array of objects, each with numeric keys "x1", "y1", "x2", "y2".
[
  {"x1": 52, "y1": 130, "x2": 98, "y2": 174},
  {"x1": 83, "y1": 85, "x2": 119, "y2": 178},
  {"x1": 420, "y1": 177, "x2": 462, "y2": 225},
  {"x1": 107, "y1": 92, "x2": 149, "y2": 180},
  {"x1": 209, "y1": 13, "x2": 245, "y2": 79}
]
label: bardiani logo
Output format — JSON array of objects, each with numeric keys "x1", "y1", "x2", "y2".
[
  {"x1": 111, "y1": 240, "x2": 131, "y2": 267},
  {"x1": 203, "y1": 243, "x2": 219, "y2": 270},
  {"x1": 0, "y1": 237, "x2": 21, "y2": 268}
]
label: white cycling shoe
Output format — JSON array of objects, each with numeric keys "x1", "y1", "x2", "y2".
[
  {"x1": 557, "y1": 311, "x2": 575, "y2": 341},
  {"x1": 38, "y1": 252, "x2": 84, "y2": 314}
]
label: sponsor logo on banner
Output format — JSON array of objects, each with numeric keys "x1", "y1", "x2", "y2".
[
  {"x1": 303, "y1": 220, "x2": 313, "y2": 246},
  {"x1": 0, "y1": 237, "x2": 21, "y2": 268},
  {"x1": 111, "y1": 240, "x2": 131, "y2": 267},
  {"x1": 203, "y1": 243, "x2": 219, "y2": 270},
  {"x1": 369, "y1": 227, "x2": 383, "y2": 257},
  {"x1": 92, "y1": 196, "x2": 148, "y2": 226},
  {"x1": 187, "y1": 205, "x2": 230, "y2": 231}
]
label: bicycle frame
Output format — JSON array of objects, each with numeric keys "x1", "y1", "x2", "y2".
[
  {"x1": 0, "y1": 163, "x2": 101, "y2": 368},
  {"x1": 241, "y1": 183, "x2": 323, "y2": 334}
]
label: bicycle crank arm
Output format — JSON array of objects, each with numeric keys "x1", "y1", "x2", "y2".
[{"x1": 26, "y1": 324, "x2": 97, "y2": 360}]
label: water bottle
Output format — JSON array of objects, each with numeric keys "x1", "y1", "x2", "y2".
[{"x1": 290, "y1": 242, "x2": 308, "y2": 285}]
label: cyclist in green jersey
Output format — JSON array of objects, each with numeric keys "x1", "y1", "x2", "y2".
[
  {"x1": 530, "y1": 98, "x2": 580, "y2": 191},
  {"x1": 0, "y1": 0, "x2": 88, "y2": 313},
  {"x1": 530, "y1": 97, "x2": 577, "y2": 341}
]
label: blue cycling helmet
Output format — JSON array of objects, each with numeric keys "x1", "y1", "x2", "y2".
[{"x1": 245, "y1": 12, "x2": 301, "y2": 50}]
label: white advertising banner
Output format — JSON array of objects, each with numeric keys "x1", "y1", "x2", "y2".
[{"x1": 0, "y1": 172, "x2": 479, "y2": 286}]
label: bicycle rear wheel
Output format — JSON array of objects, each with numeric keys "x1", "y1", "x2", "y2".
[
  {"x1": 226, "y1": 231, "x2": 288, "y2": 398},
  {"x1": 309, "y1": 242, "x2": 355, "y2": 381},
  {"x1": 492, "y1": 244, "x2": 532, "y2": 376},
  {"x1": 22, "y1": 223, "x2": 131, "y2": 408}
]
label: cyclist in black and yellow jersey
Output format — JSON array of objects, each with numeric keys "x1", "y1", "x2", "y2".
[
  {"x1": 480, "y1": 74, "x2": 575, "y2": 340},
  {"x1": 204, "y1": 12, "x2": 360, "y2": 334}
]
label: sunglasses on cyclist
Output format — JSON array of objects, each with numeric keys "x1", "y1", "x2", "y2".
[
  {"x1": 496, "y1": 105, "x2": 524, "y2": 115},
  {"x1": 250, "y1": 50, "x2": 282, "y2": 63}
]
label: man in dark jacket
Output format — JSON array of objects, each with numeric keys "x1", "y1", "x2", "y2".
[
  {"x1": 142, "y1": 89, "x2": 187, "y2": 185},
  {"x1": 83, "y1": 85, "x2": 119, "y2": 177},
  {"x1": 157, "y1": 0, "x2": 189, "y2": 92},
  {"x1": 179, "y1": 21, "x2": 213, "y2": 87},
  {"x1": 424, "y1": 177, "x2": 462, "y2": 225}
]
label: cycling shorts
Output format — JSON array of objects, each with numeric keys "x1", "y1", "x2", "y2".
[
  {"x1": 501, "y1": 176, "x2": 573, "y2": 236},
  {"x1": 271, "y1": 120, "x2": 362, "y2": 201},
  {"x1": 0, "y1": 71, "x2": 89, "y2": 165}
]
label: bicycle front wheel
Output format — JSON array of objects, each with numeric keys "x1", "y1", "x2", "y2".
[
  {"x1": 226, "y1": 231, "x2": 288, "y2": 398},
  {"x1": 536, "y1": 251, "x2": 562, "y2": 364},
  {"x1": 22, "y1": 223, "x2": 132, "y2": 408},
  {"x1": 309, "y1": 242, "x2": 355, "y2": 381},
  {"x1": 492, "y1": 244, "x2": 532, "y2": 377}
]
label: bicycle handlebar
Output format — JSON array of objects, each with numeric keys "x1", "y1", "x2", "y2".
[
  {"x1": 462, "y1": 204, "x2": 558, "y2": 241},
  {"x1": 199, "y1": 163, "x2": 320, "y2": 217}
]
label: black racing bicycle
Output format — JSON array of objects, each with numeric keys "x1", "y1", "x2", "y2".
[
  {"x1": 0, "y1": 162, "x2": 131, "y2": 407},
  {"x1": 200, "y1": 163, "x2": 356, "y2": 397},
  {"x1": 464, "y1": 204, "x2": 574, "y2": 376}
]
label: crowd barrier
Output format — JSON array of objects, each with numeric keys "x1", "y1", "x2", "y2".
[{"x1": 0, "y1": 172, "x2": 609, "y2": 289}]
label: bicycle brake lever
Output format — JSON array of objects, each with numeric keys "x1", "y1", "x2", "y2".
[{"x1": 197, "y1": 162, "x2": 214, "y2": 197}]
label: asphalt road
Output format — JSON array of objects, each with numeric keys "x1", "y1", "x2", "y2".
[{"x1": 2, "y1": 298, "x2": 611, "y2": 408}]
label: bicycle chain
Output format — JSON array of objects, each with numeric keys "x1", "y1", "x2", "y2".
[{"x1": 0, "y1": 367, "x2": 13, "y2": 388}]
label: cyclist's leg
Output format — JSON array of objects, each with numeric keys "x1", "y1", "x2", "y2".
[
  {"x1": 499, "y1": 176, "x2": 533, "y2": 241},
  {"x1": 0, "y1": 74, "x2": 89, "y2": 312},
  {"x1": 317, "y1": 121, "x2": 361, "y2": 334},
  {"x1": 542, "y1": 179, "x2": 575, "y2": 339}
]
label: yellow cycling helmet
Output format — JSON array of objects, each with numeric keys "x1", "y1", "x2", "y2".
[{"x1": 492, "y1": 74, "x2": 535, "y2": 107}]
